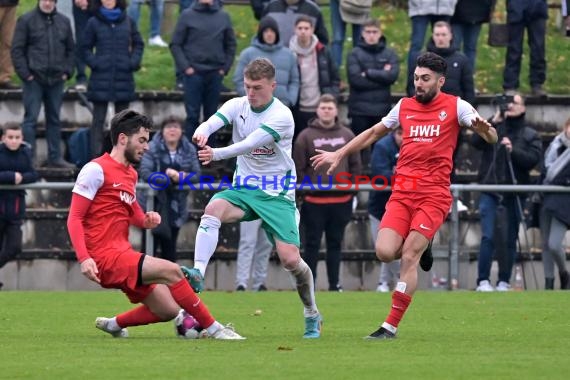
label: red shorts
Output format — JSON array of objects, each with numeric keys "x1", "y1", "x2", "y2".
[
  {"x1": 379, "y1": 190, "x2": 451, "y2": 240},
  {"x1": 96, "y1": 249, "x2": 155, "y2": 304}
]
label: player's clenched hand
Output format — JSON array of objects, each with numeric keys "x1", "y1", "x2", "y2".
[
  {"x1": 80, "y1": 258, "x2": 100, "y2": 284},
  {"x1": 144, "y1": 211, "x2": 161, "y2": 229},
  {"x1": 198, "y1": 146, "x2": 214, "y2": 165},
  {"x1": 192, "y1": 130, "x2": 208, "y2": 148},
  {"x1": 311, "y1": 149, "x2": 342, "y2": 175}
]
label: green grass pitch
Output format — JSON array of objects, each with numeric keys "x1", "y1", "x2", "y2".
[{"x1": 1, "y1": 291, "x2": 569, "y2": 379}]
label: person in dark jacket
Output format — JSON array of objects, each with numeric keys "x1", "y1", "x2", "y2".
[
  {"x1": 11, "y1": 0, "x2": 75, "y2": 168},
  {"x1": 426, "y1": 21, "x2": 475, "y2": 104},
  {"x1": 0, "y1": 124, "x2": 39, "y2": 288},
  {"x1": 450, "y1": 0, "x2": 495, "y2": 72},
  {"x1": 289, "y1": 15, "x2": 339, "y2": 140},
  {"x1": 503, "y1": 0, "x2": 548, "y2": 97},
  {"x1": 293, "y1": 94, "x2": 361, "y2": 291},
  {"x1": 346, "y1": 19, "x2": 399, "y2": 167},
  {"x1": 139, "y1": 116, "x2": 200, "y2": 263},
  {"x1": 0, "y1": 0, "x2": 19, "y2": 89},
  {"x1": 233, "y1": 15, "x2": 299, "y2": 108},
  {"x1": 262, "y1": 0, "x2": 328, "y2": 47},
  {"x1": 368, "y1": 127, "x2": 402, "y2": 292},
  {"x1": 471, "y1": 93, "x2": 542, "y2": 292},
  {"x1": 170, "y1": 0, "x2": 236, "y2": 143},
  {"x1": 72, "y1": 0, "x2": 94, "y2": 90},
  {"x1": 250, "y1": 0, "x2": 270, "y2": 20},
  {"x1": 80, "y1": 0, "x2": 144, "y2": 159},
  {"x1": 540, "y1": 116, "x2": 570, "y2": 290}
]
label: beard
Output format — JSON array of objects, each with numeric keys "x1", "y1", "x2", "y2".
[
  {"x1": 124, "y1": 142, "x2": 140, "y2": 165},
  {"x1": 415, "y1": 87, "x2": 437, "y2": 104}
]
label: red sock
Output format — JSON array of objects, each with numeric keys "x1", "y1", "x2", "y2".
[
  {"x1": 116, "y1": 305, "x2": 162, "y2": 328},
  {"x1": 385, "y1": 291, "x2": 412, "y2": 329},
  {"x1": 168, "y1": 278, "x2": 215, "y2": 328}
]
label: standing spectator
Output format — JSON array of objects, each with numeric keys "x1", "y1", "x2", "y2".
[
  {"x1": 293, "y1": 94, "x2": 361, "y2": 291},
  {"x1": 139, "y1": 116, "x2": 200, "y2": 263},
  {"x1": 250, "y1": 0, "x2": 270, "y2": 20},
  {"x1": 289, "y1": 15, "x2": 339, "y2": 140},
  {"x1": 0, "y1": 0, "x2": 19, "y2": 89},
  {"x1": 127, "y1": 0, "x2": 168, "y2": 47},
  {"x1": 235, "y1": 220, "x2": 273, "y2": 291},
  {"x1": 0, "y1": 124, "x2": 39, "y2": 289},
  {"x1": 233, "y1": 15, "x2": 299, "y2": 108},
  {"x1": 262, "y1": 0, "x2": 328, "y2": 47},
  {"x1": 540, "y1": 116, "x2": 570, "y2": 290},
  {"x1": 11, "y1": 0, "x2": 76, "y2": 168},
  {"x1": 368, "y1": 127, "x2": 402, "y2": 292},
  {"x1": 471, "y1": 93, "x2": 542, "y2": 292},
  {"x1": 346, "y1": 18, "x2": 399, "y2": 167},
  {"x1": 405, "y1": 0, "x2": 457, "y2": 96},
  {"x1": 330, "y1": 0, "x2": 371, "y2": 68},
  {"x1": 170, "y1": 0, "x2": 236, "y2": 143},
  {"x1": 502, "y1": 0, "x2": 548, "y2": 97},
  {"x1": 426, "y1": 21, "x2": 475, "y2": 104},
  {"x1": 72, "y1": 0, "x2": 93, "y2": 91},
  {"x1": 80, "y1": 0, "x2": 144, "y2": 159},
  {"x1": 450, "y1": 0, "x2": 495, "y2": 73}
]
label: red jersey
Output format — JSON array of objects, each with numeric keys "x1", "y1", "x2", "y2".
[
  {"x1": 381, "y1": 92, "x2": 479, "y2": 192},
  {"x1": 72, "y1": 153, "x2": 139, "y2": 258}
]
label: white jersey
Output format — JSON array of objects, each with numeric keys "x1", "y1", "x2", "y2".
[{"x1": 214, "y1": 96, "x2": 296, "y2": 201}]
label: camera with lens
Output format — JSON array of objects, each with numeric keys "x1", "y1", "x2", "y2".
[{"x1": 491, "y1": 94, "x2": 514, "y2": 116}]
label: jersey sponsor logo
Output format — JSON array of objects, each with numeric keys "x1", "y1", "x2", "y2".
[
  {"x1": 251, "y1": 146, "x2": 276, "y2": 156},
  {"x1": 119, "y1": 191, "x2": 136, "y2": 205},
  {"x1": 112, "y1": 182, "x2": 122, "y2": 188},
  {"x1": 405, "y1": 114, "x2": 416, "y2": 119},
  {"x1": 409, "y1": 124, "x2": 440, "y2": 143},
  {"x1": 313, "y1": 137, "x2": 347, "y2": 149}
]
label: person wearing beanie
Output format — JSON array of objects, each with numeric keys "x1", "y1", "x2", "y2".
[{"x1": 233, "y1": 15, "x2": 299, "y2": 108}]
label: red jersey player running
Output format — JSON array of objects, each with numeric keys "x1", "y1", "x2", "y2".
[
  {"x1": 67, "y1": 109, "x2": 244, "y2": 340},
  {"x1": 312, "y1": 52, "x2": 498, "y2": 339}
]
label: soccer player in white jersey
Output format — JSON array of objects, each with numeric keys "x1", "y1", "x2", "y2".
[{"x1": 183, "y1": 58, "x2": 322, "y2": 338}]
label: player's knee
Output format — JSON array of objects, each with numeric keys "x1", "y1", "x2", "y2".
[
  {"x1": 164, "y1": 262, "x2": 185, "y2": 283},
  {"x1": 375, "y1": 241, "x2": 396, "y2": 262},
  {"x1": 280, "y1": 256, "x2": 299, "y2": 271}
]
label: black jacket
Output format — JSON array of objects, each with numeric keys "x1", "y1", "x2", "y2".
[
  {"x1": 471, "y1": 115, "x2": 542, "y2": 185},
  {"x1": 80, "y1": 9, "x2": 144, "y2": 102},
  {"x1": 426, "y1": 40, "x2": 475, "y2": 104},
  {"x1": 11, "y1": 7, "x2": 75, "y2": 86},
  {"x1": 0, "y1": 143, "x2": 38, "y2": 221},
  {"x1": 451, "y1": 0, "x2": 495, "y2": 25},
  {"x1": 313, "y1": 42, "x2": 340, "y2": 98},
  {"x1": 170, "y1": 1, "x2": 236, "y2": 74},
  {"x1": 347, "y1": 36, "x2": 399, "y2": 117},
  {"x1": 0, "y1": 0, "x2": 18, "y2": 7}
]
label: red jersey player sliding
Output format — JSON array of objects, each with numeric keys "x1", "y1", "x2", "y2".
[
  {"x1": 67, "y1": 109, "x2": 244, "y2": 340},
  {"x1": 312, "y1": 52, "x2": 498, "y2": 339}
]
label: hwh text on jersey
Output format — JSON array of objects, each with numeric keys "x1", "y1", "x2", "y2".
[
  {"x1": 409, "y1": 124, "x2": 440, "y2": 143},
  {"x1": 120, "y1": 191, "x2": 136, "y2": 205}
]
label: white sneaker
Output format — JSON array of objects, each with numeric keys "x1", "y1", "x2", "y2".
[
  {"x1": 148, "y1": 35, "x2": 168, "y2": 47},
  {"x1": 496, "y1": 281, "x2": 512, "y2": 292},
  {"x1": 476, "y1": 280, "x2": 494, "y2": 292},
  {"x1": 449, "y1": 200, "x2": 469, "y2": 213},
  {"x1": 376, "y1": 282, "x2": 390, "y2": 292},
  {"x1": 95, "y1": 317, "x2": 128, "y2": 338},
  {"x1": 210, "y1": 324, "x2": 246, "y2": 340}
]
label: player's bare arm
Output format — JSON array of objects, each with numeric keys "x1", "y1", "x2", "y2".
[
  {"x1": 471, "y1": 116, "x2": 498, "y2": 144},
  {"x1": 311, "y1": 122, "x2": 389, "y2": 175}
]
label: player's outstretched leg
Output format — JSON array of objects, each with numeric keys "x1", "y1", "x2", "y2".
[
  {"x1": 419, "y1": 239, "x2": 434, "y2": 272},
  {"x1": 287, "y1": 258, "x2": 322, "y2": 338},
  {"x1": 190, "y1": 214, "x2": 222, "y2": 291},
  {"x1": 95, "y1": 317, "x2": 129, "y2": 338}
]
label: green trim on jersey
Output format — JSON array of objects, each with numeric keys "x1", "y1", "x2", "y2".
[
  {"x1": 260, "y1": 124, "x2": 281, "y2": 142},
  {"x1": 215, "y1": 112, "x2": 231, "y2": 127},
  {"x1": 278, "y1": 170, "x2": 292, "y2": 197},
  {"x1": 251, "y1": 97, "x2": 274, "y2": 113}
]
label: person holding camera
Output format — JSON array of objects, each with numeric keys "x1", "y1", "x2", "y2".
[{"x1": 471, "y1": 93, "x2": 542, "y2": 291}]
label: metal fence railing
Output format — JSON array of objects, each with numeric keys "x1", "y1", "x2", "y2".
[{"x1": 2, "y1": 182, "x2": 569, "y2": 290}]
